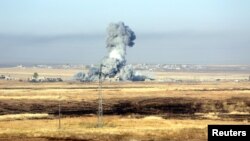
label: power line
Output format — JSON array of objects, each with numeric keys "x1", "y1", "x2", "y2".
[
  {"x1": 97, "y1": 64, "x2": 103, "y2": 127},
  {"x1": 58, "y1": 92, "x2": 61, "y2": 129}
]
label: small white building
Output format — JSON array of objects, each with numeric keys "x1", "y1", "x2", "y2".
[{"x1": 29, "y1": 76, "x2": 46, "y2": 82}]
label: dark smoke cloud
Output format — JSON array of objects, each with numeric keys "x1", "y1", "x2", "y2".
[{"x1": 74, "y1": 22, "x2": 148, "y2": 81}]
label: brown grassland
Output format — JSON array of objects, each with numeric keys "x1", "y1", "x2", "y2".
[{"x1": 0, "y1": 68, "x2": 249, "y2": 141}]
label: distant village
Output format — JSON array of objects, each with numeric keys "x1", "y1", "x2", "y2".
[
  {"x1": 0, "y1": 64, "x2": 250, "y2": 83},
  {"x1": 0, "y1": 73, "x2": 63, "y2": 82},
  {"x1": 3, "y1": 63, "x2": 250, "y2": 72}
]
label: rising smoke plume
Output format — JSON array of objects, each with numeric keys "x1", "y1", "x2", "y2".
[{"x1": 74, "y1": 22, "x2": 148, "y2": 82}]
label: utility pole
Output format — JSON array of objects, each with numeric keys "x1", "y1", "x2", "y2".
[
  {"x1": 58, "y1": 92, "x2": 61, "y2": 129},
  {"x1": 97, "y1": 64, "x2": 103, "y2": 127}
]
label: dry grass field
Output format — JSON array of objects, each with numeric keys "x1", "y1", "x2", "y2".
[
  {"x1": 0, "y1": 115, "x2": 248, "y2": 141},
  {"x1": 155, "y1": 71, "x2": 250, "y2": 81},
  {"x1": 0, "y1": 67, "x2": 249, "y2": 81},
  {"x1": 0, "y1": 67, "x2": 249, "y2": 141},
  {"x1": 0, "y1": 67, "x2": 83, "y2": 80}
]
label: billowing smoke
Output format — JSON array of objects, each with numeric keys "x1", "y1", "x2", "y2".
[{"x1": 74, "y1": 22, "x2": 148, "y2": 82}]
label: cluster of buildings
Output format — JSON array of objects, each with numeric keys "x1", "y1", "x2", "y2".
[
  {"x1": 0, "y1": 75, "x2": 14, "y2": 80},
  {"x1": 0, "y1": 64, "x2": 250, "y2": 83},
  {"x1": 132, "y1": 64, "x2": 209, "y2": 71},
  {"x1": 31, "y1": 64, "x2": 89, "y2": 70},
  {"x1": 0, "y1": 74, "x2": 63, "y2": 83},
  {"x1": 28, "y1": 76, "x2": 63, "y2": 82},
  {"x1": 132, "y1": 64, "x2": 250, "y2": 72}
]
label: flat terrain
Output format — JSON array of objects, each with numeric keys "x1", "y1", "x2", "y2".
[
  {"x1": 0, "y1": 67, "x2": 249, "y2": 81},
  {"x1": 0, "y1": 115, "x2": 248, "y2": 141},
  {"x1": 0, "y1": 67, "x2": 249, "y2": 141},
  {"x1": 0, "y1": 67, "x2": 82, "y2": 80}
]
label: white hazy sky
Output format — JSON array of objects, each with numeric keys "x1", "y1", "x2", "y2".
[{"x1": 0, "y1": 0, "x2": 250, "y2": 65}]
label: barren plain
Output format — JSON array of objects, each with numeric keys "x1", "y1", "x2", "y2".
[{"x1": 0, "y1": 67, "x2": 249, "y2": 141}]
